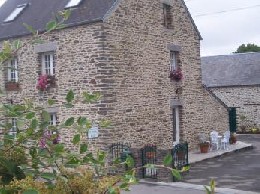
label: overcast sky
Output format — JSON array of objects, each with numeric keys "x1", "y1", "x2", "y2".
[{"x1": 0, "y1": 0, "x2": 259, "y2": 56}]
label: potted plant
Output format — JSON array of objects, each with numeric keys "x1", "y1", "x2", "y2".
[
  {"x1": 229, "y1": 132, "x2": 237, "y2": 144},
  {"x1": 198, "y1": 133, "x2": 210, "y2": 153},
  {"x1": 5, "y1": 81, "x2": 20, "y2": 91},
  {"x1": 169, "y1": 67, "x2": 183, "y2": 81}
]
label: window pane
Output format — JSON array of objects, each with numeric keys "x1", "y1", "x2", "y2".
[
  {"x1": 49, "y1": 113, "x2": 57, "y2": 126},
  {"x1": 42, "y1": 53, "x2": 54, "y2": 75},
  {"x1": 170, "y1": 51, "x2": 177, "y2": 71},
  {"x1": 8, "y1": 59, "x2": 18, "y2": 82}
]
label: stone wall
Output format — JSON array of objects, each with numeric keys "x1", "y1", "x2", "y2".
[
  {"x1": 103, "y1": 0, "x2": 229, "y2": 150},
  {"x1": 211, "y1": 86, "x2": 260, "y2": 131},
  {"x1": 0, "y1": 23, "x2": 113, "y2": 151}
]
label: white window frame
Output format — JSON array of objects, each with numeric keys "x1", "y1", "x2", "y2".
[
  {"x1": 41, "y1": 53, "x2": 54, "y2": 76},
  {"x1": 9, "y1": 118, "x2": 17, "y2": 137},
  {"x1": 8, "y1": 58, "x2": 18, "y2": 82},
  {"x1": 170, "y1": 51, "x2": 177, "y2": 71},
  {"x1": 49, "y1": 113, "x2": 57, "y2": 126}
]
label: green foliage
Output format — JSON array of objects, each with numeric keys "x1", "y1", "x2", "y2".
[
  {"x1": 204, "y1": 179, "x2": 216, "y2": 194},
  {"x1": 234, "y1": 43, "x2": 260, "y2": 53},
  {"x1": 163, "y1": 154, "x2": 172, "y2": 166}
]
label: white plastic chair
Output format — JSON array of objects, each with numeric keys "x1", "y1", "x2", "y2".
[
  {"x1": 210, "y1": 131, "x2": 219, "y2": 150},
  {"x1": 221, "y1": 131, "x2": 230, "y2": 150}
]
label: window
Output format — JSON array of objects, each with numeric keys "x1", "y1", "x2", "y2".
[
  {"x1": 170, "y1": 51, "x2": 177, "y2": 71},
  {"x1": 8, "y1": 58, "x2": 18, "y2": 82},
  {"x1": 41, "y1": 53, "x2": 54, "y2": 75},
  {"x1": 4, "y1": 4, "x2": 28, "y2": 22},
  {"x1": 49, "y1": 113, "x2": 57, "y2": 126},
  {"x1": 163, "y1": 4, "x2": 172, "y2": 28},
  {"x1": 9, "y1": 118, "x2": 17, "y2": 137},
  {"x1": 65, "y1": 0, "x2": 82, "y2": 8}
]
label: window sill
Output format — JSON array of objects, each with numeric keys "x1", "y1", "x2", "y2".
[{"x1": 5, "y1": 82, "x2": 20, "y2": 91}]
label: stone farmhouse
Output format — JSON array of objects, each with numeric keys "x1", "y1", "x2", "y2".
[
  {"x1": 0, "y1": 0, "x2": 229, "y2": 151},
  {"x1": 202, "y1": 52, "x2": 260, "y2": 133}
]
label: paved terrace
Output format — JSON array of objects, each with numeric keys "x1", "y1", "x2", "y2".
[{"x1": 189, "y1": 141, "x2": 253, "y2": 164}]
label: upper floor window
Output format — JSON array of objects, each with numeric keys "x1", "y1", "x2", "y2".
[
  {"x1": 170, "y1": 51, "x2": 178, "y2": 71},
  {"x1": 41, "y1": 53, "x2": 54, "y2": 76},
  {"x1": 163, "y1": 4, "x2": 172, "y2": 29},
  {"x1": 4, "y1": 4, "x2": 28, "y2": 23},
  {"x1": 8, "y1": 58, "x2": 18, "y2": 82}
]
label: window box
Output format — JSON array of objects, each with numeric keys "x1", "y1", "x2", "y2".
[
  {"x1": 5, "y1": 82, "x2": 20, "y2": 91},
  {"x1": 169, "y1": 68, "x2": 183, "y2": 81}
]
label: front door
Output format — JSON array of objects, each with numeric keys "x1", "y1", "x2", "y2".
[
  {"x1": 172, "y1": 106, "x2": 180, "y2": 145},
  {"x1": 229, "y1": 107, "x2": 237, "y2": 133}
]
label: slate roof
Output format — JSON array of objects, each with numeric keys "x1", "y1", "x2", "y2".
[
  {"x1": 0, "y1": 0, "x2": 116, "y2": 40},
  {"x1": 0, "y1": 0, "x2": 202, "y2": 41},
  {"x1": 201, "y1": 52, "x2": 260, "y2": 87}
]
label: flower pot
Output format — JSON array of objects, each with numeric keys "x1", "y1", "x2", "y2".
[
  {"x1": 229, "y1": 136, "x2": 237, "y2": 144},
  {"x1": 5, "y1": 82, "x2": 20, "y2": 91},
  {"x1": 199, "y1": 143, "x2": 210, "y2": 153}
]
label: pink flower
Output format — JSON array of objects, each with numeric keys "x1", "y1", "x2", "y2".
[{"x1": 36, "y1": 75, "x2": 48, "y2": 91}]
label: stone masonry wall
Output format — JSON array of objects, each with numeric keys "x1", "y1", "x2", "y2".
[
  {"x1": 211, "y1": 86, "x2": 260, "y2": 131},
  {"x1": 0, "y1": 23, "x2": 115, "y2": 151},
  {"x1": 103, "y1": 0, "x2": 229, "y2": 150}
]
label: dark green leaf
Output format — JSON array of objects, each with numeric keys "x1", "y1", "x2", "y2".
[
  {"x1": 163, "y1": 154, "x2": 172, "y2": 166},
  {"x1": 77, "y1": 117, "x2": 87, "y2": 126},
  {"x1": 26, "y1": 112, "x2": 35, "y2": 119},
  {"x1": 72, "y1": 134, "x2": 80, "y2": 145},
  {"x1": 65, "y1": 117, "x2": 74, "y2": 126},
  {"x1": 66, "y1": 90, "x2": 74, "y2": 103},
  {"x1": 80, "y1": 144, "x2": 88, "y2": 154}
]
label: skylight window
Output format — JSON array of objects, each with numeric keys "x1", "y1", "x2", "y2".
[
  {"x1": 65, "y1": 0, "x2": 82, "y2": 8},
  {"x1": 4, "y1": 4, "x2": 28, "y2": 22}
]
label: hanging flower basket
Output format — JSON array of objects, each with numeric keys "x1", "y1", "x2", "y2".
[
  {"x1": 36, "y1": 75, "x2": 56, "y2": 91},
  {"x1": 169, "y1": 68, "x2": 183, "y2": 81}
]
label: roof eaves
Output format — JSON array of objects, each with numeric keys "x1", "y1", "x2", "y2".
[{"x1": 0, "y1": 18, "x2": 103, "y2": 41}]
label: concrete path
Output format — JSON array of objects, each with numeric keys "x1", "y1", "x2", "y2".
[
  {"x1": 183, "y1": 134, "x2": 260, "y2": 193},
  {"x1": 122, "y1": 181, "x2": 259, "y2": 194}
]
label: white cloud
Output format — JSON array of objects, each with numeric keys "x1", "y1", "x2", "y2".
[{"x1": 185, "y1": 0, "x2": 260, "y2": 56}]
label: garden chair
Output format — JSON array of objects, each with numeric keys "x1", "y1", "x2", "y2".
[
  {"x1": 221, "y1": 131, "x2": 230, "y2": 150},
  {"x1": 210, "y1": 131, "x2": 219, "y2": 150}
]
